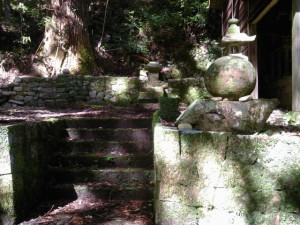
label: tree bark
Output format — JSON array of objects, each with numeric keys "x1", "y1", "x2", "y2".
[
  {"x1": 33, "y1": 0, "x2": 95, "y2": 76},
  {"x1": 4, "y1": 0, "x2": 11, "y2": 21},
  {"x1": 0, "y1": 0, "x2": 4, "y2": 18}
]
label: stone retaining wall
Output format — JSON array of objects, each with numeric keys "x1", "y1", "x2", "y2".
[
  {"x1": 0, "y1": 76, "x2": 141, "y2": 108},
  {"x1": 154, "y1": 125, "x2": 300, "y2": 224}
]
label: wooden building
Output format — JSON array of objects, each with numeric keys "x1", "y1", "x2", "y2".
[{"x1": 209, "y1": 0, "x2": 298, "y2": 110}]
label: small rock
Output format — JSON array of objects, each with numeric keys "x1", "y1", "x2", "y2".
[
  {"x1": 110, "y1": 97, "x2": 118, "y2": 103},
  {"x1": 89, "y1": 90, "x2": 97, "y2": 98},
  {"x1": 14, "y1": 95, "x2": 24, "y2": 101},
  {"x1": 96, "y1": 92, "x2": 104, "y2": 99},
  {"x1": 2, "y1": 91, "x2": 16, "y2": 96},
  {"x1": 13, "y1": 77, "x2": 22, "y2": 83},
  {"x1": 178, "y1": 123, "x2": 193, "y2": 130},
  {"x1": 24, "y1": 96, "x2": 34, "y2": 102},
  {"x1": 13, "y1": 87, "x2": 23, "y2": 92},
  {"x1": 211, "y1": 97, "x2": 223, "y2": 101},
  {"x1": 62, "y1": 68, "x2": 71, "y2": 75},
  {"x1": 239, "y1": 95, "x2": 253, "y2": 102},
  {"x1": 9, "y1": 100, "x2": 24, "y2": 105}
]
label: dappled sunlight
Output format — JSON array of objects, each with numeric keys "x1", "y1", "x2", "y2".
[{"x1": 155, "y1": 126, "x2": 300, "y2": 224}]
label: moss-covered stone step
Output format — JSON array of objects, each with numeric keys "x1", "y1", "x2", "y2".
[
  {"x1": 48, "y1": 167, "x2": 154, "y2": 185},
  {"x1": 64, "y1": 118, "x2": 152, "y2": 129},
  {"x1": 66, "y1": 128, "x2": 152, "y2": 141},
  {"x1": 62, "y1": 140, "x2": 153, "y2": 154},
  {"x1": 138, "y1": 103, "x2": 159, "y2": 110},
  {"x1": 50, "y1": 153, "x2": 153, "y2": 169},
  {"x1": 48, "y1": 183, "x2": 154, "y2": 201},
  {"x1": 138, "y1": 92, "x2": 163, "y2": 103}
]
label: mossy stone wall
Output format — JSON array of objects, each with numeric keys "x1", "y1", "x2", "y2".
[
  {"x1": 0, "y1": 120, "x2": 66, "y2": 224},
  {"x1": 0, "y1": 76, "x2": 141, "y2": 108},
  {"x1": 167, "y1": 78, "x2": 211, "y2": 104},
  {"x1": 154, "y1": 125, "x2": 300, "y2": 224}
]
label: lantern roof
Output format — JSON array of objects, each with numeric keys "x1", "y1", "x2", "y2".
[{"x1": 222, "y1": 18, "x2": 256, "y2": 44}]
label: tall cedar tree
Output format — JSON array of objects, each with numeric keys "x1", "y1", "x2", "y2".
[{"x1": 33, "y1": 0, "x2": 95, "y2": 76}]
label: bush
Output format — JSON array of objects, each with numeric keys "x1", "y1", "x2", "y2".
[{"x1": 159, "y1": 97, "x2": 180, "y2": 122}]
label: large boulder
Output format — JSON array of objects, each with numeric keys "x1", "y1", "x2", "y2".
[
  {"x1": 218, "y1": 99, "x2": 279, "y2": 133},
  {"x1": 176, "y1": 99, "x2": 279, "y2": 134}
]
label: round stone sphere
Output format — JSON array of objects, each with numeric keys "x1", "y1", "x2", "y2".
[{"x1": 205, "y1": 55, "x2": 256, "y2": 100}]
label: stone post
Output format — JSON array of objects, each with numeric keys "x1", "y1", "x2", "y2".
[{"x1": 292, "y1": 0, "x2": 300, "y2": 111}]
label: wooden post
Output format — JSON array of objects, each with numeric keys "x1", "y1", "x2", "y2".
[
  {"x1": 292, "y1": 0, "x2": 300, "y2": 111},
  {"x1": 249, "y1": 24, "x2": 258, "y2": 99}
]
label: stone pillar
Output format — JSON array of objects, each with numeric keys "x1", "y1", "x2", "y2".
[
  {"x1": 0, "y1": 127, "x2": 15, "y2": 225},
  {"x1": 292, "y1": 0, "x2": 300, "y2": 111}
]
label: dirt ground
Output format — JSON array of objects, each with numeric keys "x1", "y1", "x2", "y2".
[{"x1": 20, "y1": 199, "x2": 154, "y2": 225}]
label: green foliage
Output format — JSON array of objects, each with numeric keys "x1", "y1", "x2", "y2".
[
  {"x1": 0, "y1": 0, "x2": 219, "y2": 76},
  {"x1": 104, "y1": 156, "x2": 114, "y2": 163},
  {"x1": 152, "y1": 110, "x2": 162, "y2": 130},
  {"x1": 0, "y1": 0, "x2": 47, "y2": 72},
  {"x1": 145, "y1": 0, "x2": 209, "y2": 42},
  {"x1": 159, "y1": 97, "x2": 181, "y2": 122}
]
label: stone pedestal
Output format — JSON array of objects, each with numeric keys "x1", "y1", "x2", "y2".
[
  {"x1": 148, "y1": 73, "x2": 159, "y2": 81},
  {"x1": 154, "y1": 125, "x2": 300, "y2": 225}
]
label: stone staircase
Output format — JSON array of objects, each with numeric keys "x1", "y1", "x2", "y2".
[
  {"x1": 45, "y1": 117, "x2": 154, "y2": 224},
  {"x1": 138, "y1": 81, "x2": 167, "y2": 109}
]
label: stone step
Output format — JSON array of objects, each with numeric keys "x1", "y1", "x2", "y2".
[
  {"x1": 64, "y1": 118, "x2": 152, "y2": 129},
  {"x1": 50, "y1": 153, "x2": 153, "y2": 169},
  {"x1": 138, "y1": 91, "x2": 162, "y2": 99},
  {"x1": 48, "y1": 183, "x2": 154, "y2": 201},
  {"x1": 61, "y1": 140, "x2": 153, "y2": 155},
  {"x1": 144, "y1": 81, "x2": 168, "y2": 88},
  {"x1": 138, "y1": 103, "x2": 160, "y2": 111},
  {"x1": 48, "y1": 167, "x2": 154, "y2": 185},
  {"x1": 66, "y1": 128, "x2": 152, "y2": 142}
]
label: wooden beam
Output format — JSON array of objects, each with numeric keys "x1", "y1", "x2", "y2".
[
  {"x1": 292, "y1": 0, "x2": 300, "y2": 111},
  {"x1": 252, "y1": 0, "x2": 279, "y2": 24}
]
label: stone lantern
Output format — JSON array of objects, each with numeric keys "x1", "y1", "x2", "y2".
[
  {"x1": 176, "y1": 18, "x2": 279, "y2": 134},
  {"x1": 204, "y1": 18, "x2": 257, "y2": 100},
  {"x1": 144, "y1": 61, "x2": 162, "y2": 81}
]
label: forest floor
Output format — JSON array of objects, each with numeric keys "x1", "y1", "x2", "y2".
[{"x1": 20, "y1": 198, "x2": 154, "y2": 225}]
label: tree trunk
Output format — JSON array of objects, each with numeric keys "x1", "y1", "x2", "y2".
[
  {"x1": 0, "y1": 0, "x2": 4, "y2": 18},
  {"x1": 4, "y1": 0, "x2": 11, "y2": 21},
  {"x1": 33, "y1": 0, "x2": 95, "y2": 76}
]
